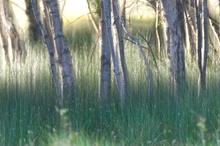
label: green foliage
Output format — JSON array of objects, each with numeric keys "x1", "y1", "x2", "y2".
[
  {"x1": 1, "y1": 19, "x2": 220, "y2": 146},
  {"x1": 89, "y1": 0, "x2": 101, "y2": 16}
]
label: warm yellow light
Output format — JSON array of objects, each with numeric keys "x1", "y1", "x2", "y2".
[
  {"x1": 11, "y1": 0, "x2": 90, "y2": 31},
  {"x1": 62, "y1": 0, "x2": 89, "y2": 18}
]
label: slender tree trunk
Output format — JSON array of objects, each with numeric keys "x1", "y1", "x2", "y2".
[
  {"x1": 196, "y1": 0, "x2": 209, "y2": 96},
  {"x1": 155, "y1": 0, "x2": 161, "y2": 58},
  {"x1": 25, "y1": 0, "x2": 41, "y2": 41},
  {"x1": 112, "y1": 0, "x2": 129, "y2": 97},
  {"x1": 200, "y1": 0, "x2": 209, "y2": 92},
  {"x1": 32, "y1": 0, "x2": 76, "y2": 107},
  {"x1": 86, "y1": 0, "x2": 99, "y2": 34},
  {"x1": 118, "y1": 4, "x2": 153, "y2": 107},
  {"x1": 32, "y1": 0, "x2": 62, "y2": 104},
  {"x1": 119, "y1": 0, "x2": 126, "y2": 25},
  {"x1": 160, "y1": 0, "x2": 167, "y2": 54},
  {"x1": 0, "y1": 14, "x2": 10, "y2": 62},
  {"x1": 209, "y1": 20, "x2": 220, "y2": 53},
  {"x1": 195, "y1": 0, "x2": 202, "y2": 95},
  {"x1": 0, "y1": 0, "x2": 22, "y2": 63},
  {"x1": 47, "y1": 0, "x2": 76, "y2": 103},
  {"x1": 161, "y1": 0, "x2": 186, "y2": 95},
  {"x1": 103, "y1": 0, "x2": 125, "y2": 104},
  {"x1": 183, "y1": 0, "x2": 197, "y2": 56},
  {"x1": 202, "y1": 0, "x2": 209, "y2": 82},
  {"x1": 182, "y1": 0, "x2": 191, "y2": 55},
  {"x1": 99, "y1": 0, "x2": 111, "y2": 105}
]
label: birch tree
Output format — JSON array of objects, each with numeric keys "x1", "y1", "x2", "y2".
[
  {"x1": 25, "y1": 0, "x2": 41, "y2": 41},
  {"x1": 197, "y1": 0, "x2": 209, "y2": 95},
  {"x1": 112, "y1": 0, "x2": 129, "y2": 97},
  {"x1": 99, "y1": 0, "x2": 111, "y2": 105},
  {"x1": 182, "y1": 0, "x2": 197, "y2": 56},
  {"x1": 103, "y1": 0, "x2": 126, "y2": 103},
  {"x1": 155, "y1": 0, "x2": 161, "y2": 58},
  {"x1": 161, "y1": 0, "x2": 186, "y2": 94},
  {"x1": 86, "y1": 0, "x2": 99, "y2": 34},
  {"x1": 99, "y1": 0, "x2": 128, "y2": 105},
  {"x1": 0, "y1": 0, "x2": 22, "y2": 63},
  {"x1": 32, "y1": 0, "x2": 76, "y2": 107},
  {"x1": 114, "y1": 1, "x2": 153, "y2": 105}
]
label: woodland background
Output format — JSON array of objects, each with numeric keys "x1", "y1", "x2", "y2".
[{"x1": 0, "y1": 0, "x2": 220, "y2": 145}]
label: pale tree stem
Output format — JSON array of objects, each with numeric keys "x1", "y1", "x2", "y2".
[
  {"x1": 155, "y1": 0, "x2": 161, "y2": 58},
  {"x1": 103, "y1": 0, "x2": 126, "y2": 104},
  {"x1": 113, "y1": 1, "x2": 153, "y2": 104},
  {"x1": 112, "y1": 0, "x2": 129, "y2": 97},
  {"x1": 32, "y1": 0, "x2": 62, "y2": 105},
  {"x1": 86, "y1": 0, "x2": 99, "y2": 34},
  {"x1": 99, "y1": 0, "x2": 111, "y2": 105},
  {"x1": 47, "y1": 0, "x2": 76, "y2": 104},
  {"x1": 0, "y1": 0, "x2": 22, "y2": 63}
]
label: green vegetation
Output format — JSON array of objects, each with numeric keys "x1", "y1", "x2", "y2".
[{"x1": 1, "y1": 19, "x2": 220, "y2": 146}]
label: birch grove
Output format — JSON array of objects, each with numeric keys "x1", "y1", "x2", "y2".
[{"x1": 0, "y1": 0, "x2": 219, "y2": 108}]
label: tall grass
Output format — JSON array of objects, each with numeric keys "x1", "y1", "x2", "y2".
[{"x1": 0, "y1": 18, "x2": 220, "y2": 145}]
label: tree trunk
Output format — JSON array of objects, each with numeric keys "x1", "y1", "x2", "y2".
[
  {"x1": 196, "y1": 0, "x2": 209, "y2": 96},
  {"x1": 32, "y1": 0, "x2": 62, "y2": 105},
  {"x1": 161, "y1": 0, "x2": 186, "y2": 95},
  {"x1": 103, "y1": 0, "x2": 126, "y2": 104},
  {"x1": 183, "y1": 0, "x2": 197, "y2": 56},
  {"x1": 25, "y1": 0, "x2": 41, "y2": 41},
  {"x1": 182, "y1": 0, "x2": 191, "y2": 55},
  {"x1": 155, "y1": 0, "x2": 161, "y2": 58},
  {"x1": 47, "y1": 0, "x2": 76, "y2": 104},
  {"x1": 0, "y1": 0, "x2": 22, "y2": 63},
  {"x1": 209, "y1": 19, "x2": 220, "y2": 53},
  {"x1": 99, "y1": 0, "x2": 111, "y2": 105},
  {"x1": 86, "y1": 0, "x2": 99, "y2": 34},
  {"x1": 112, "y1": 0, "x2": 129, "y2": 97},
  {"x1": 32, "y1": 0, "x2": 76, "y2": 107},
  {"x1": 199, "y1": 0, "x2": 209, "y2": 94},
  {"x1": 118, "y1": 4, "x2": 153, "y2": 107},
  {"x1": 119, "y1": 0, "x2": 126, "y2": 25},
  {"x1": 160, "y1": 0, "x2": 167, "y2": 54}
]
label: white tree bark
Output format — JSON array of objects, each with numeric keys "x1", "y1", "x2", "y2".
[
  {"x1": 99, "y1": 0, "x2": 111, "y2": 104},
  {"x1": 103, "y1": 0, "x2": 125, "y2": 103},
  {"x1": 209, "y1": 20, "x2": 220, "y2": 53},
  {"x1": 196, "y1": 0, "x2": 209, "y2": 95},
  {"x1": 25, "y1": 0, "x2": 41, "y2": 40},
  {"x1": 32, "y1": 0, "x2": 76, "y2": 106},
  {"x1": 160, "y1": 0, "x2": 167, "y2": 54},
  {"x1": 0, "y1": 0, "x2": 22, "y2": 63},
  {"x1": 184, "y1": 11, "x2": 191, "y2": 55},
  {"x1": 113, "y1": 1, "x2": 153, "y2": 103},
  {"x1": 32, "y1": 0, "x2": 62, "y2": 104},
  {"x1": 183, "y1": 0, "x2": 197, "y2": 56},
  {"x1": 155, "y1": 0, "x2": 161, "y2": 58},
  {"x1": 161, "y1": 0, "x2": 186, "y2": 94},
  {"x1": 86, "y1": 0, "x2": 99, "y2": 34},
  {"x1": 112, "y1": 0, "x2": 129, "y2": 96},
  {"x1": 199, "y1": 0, "x2": 209, "y2": 93},
  {"x1": 47, "y1": 0, "x2": 76, "y2": 105}
]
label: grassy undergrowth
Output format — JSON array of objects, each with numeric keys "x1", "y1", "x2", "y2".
[{"x1": 1, "y1": 19, "x2": 220, "y2": 146}]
